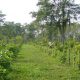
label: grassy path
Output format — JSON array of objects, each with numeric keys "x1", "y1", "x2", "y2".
[{"x1": 9, "y1": 44, "x2": 80, "y2": 80}]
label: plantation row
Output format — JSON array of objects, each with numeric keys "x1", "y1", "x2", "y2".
[
  {"x1": 34, "y1": 39, "x2": 80, "y2": 70},
  {"x1": 0, "y1": 36, "x2": 23, "y2": 80}
]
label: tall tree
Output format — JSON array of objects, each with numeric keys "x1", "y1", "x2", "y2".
[
  {"x1": 2, "y1": 22, "x2": 23, "y2": 38},
  {"x1": 31, "y1": 0, "x2": 80, "y2": 42}
]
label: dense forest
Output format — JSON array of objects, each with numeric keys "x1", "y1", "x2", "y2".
[{"x1": 0, "y1": 0, "x2": 80, "y2": 80}]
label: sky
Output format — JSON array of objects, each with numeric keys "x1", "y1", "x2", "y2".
[
  {"x1": 0, "y1": 0, "x2": 80, "y2": 24},
  {"x1": 0, "y1": 0, "x2": 38, "y2": 24}
]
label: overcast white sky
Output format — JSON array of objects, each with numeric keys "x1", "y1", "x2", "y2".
[{"x1": 0, "y1": 0, "x2": 80, "y2": 24}]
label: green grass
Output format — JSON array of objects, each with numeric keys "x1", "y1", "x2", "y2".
[{"x1": 8, "y1": 44, "x2": 80, "y2": 80}]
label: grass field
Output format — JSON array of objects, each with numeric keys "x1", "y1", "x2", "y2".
[{"x1": 8, "y1": 44, "x2": 80, "y2": 80}]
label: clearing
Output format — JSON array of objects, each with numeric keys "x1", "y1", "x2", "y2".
[{"x1": 9, "y1": 44, "x2": 80, "y2": 80}]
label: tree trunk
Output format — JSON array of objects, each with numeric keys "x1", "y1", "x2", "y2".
[
  {"x1": 68, "y1": 48, "x2": 71, "y2": 65},
  {"x1": 61, "y1": 32, "x2": 65, "y2": 44}
]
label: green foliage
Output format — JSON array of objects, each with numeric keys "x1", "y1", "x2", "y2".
[
  {"x1": 31, "y1": 0, "x2": 80, "y2": 42},
  {"x1": 9, "y1": 46, "x2": 19, "y2": 58},
  {"x1": 2, "y1": 22, "x2": 23, "y2": 38},
  {"x1": 0, "y1": 50, "x2": 12, "y2": 68},
  {"x1": 0, "y1": 45, "x2": 12, "y2": 80},
  {"x1": 0, "y1": 37, "x2": 23, "y2": 80},
  {"x1": 60, "y1": 53, "x2": 67, "y2": 63}
]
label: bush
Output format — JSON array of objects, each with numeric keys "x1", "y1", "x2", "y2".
[
  {"x1": 0, "y1": 38, "x2": 22, "y2": 80},
  {"x1": 60, "y1": 53, "x2": 67, "y2": 63},
  {"x1": 9, "y1": 46, "x2": 19, "y2": 58},
  {"x1": 0, "y1": 48, "x2": 13, "y2": 80}
]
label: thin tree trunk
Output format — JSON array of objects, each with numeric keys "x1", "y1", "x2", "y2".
[
  {"x1": 61, "y1": 33, "x2": 65, "y2": 44},
  {"x1": 78, "y1": 51, "x2": 80, "y2": 70},
  {"x1": 68, "y1": 48, "x2": 71, "y2": 65}
]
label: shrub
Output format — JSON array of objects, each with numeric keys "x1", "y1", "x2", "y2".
[
  {"x1": 9, "y1": 46, "x2": 19, "y2": 58},
  {"x1": 60, "y1": 53, "x2": 67, "y2": 63}
]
